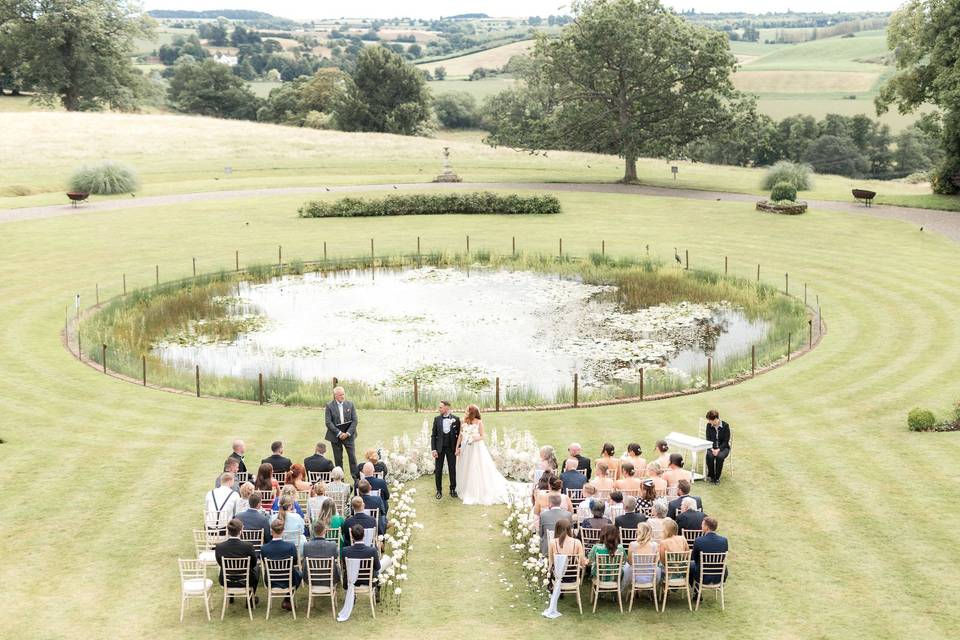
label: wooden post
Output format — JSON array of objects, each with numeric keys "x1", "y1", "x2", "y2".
[
  {"x1": 757, "y1": 263, "x2": 760, "y2": 282},
  {"x1": 601, "y1": 240, "x2": 606, "y2": 257},
  {"x1": 808, "y1": 319, "x2": 813, "y2": 348},
  {"x1": 142, "y1": 355, "x2": 146, "y2": 386},
  {"x1": 258, "y1": 373, "x2": 264, "y2": 405},
  {"x1": 639, "y1": 368, "x2": 644, "y2": 401},
  {"x1": 466, "y1": 235, "x2": 470, "y2": 255},
  {"x1": 512, "y1": 236, "x2": 516, "y2": 256},
  {"x1": 102, "y1": 344, "x2": 107, "y2": 374},
  {"x1": 495, "y1": 377, "x2": 501, "y2": 412},
  {"x1": 122, "y1": 274, "x2": 126, "y2": 295},
  {"x1": 559, "y1": 238, "x2": 563, "y2": 258},
  {"x1": 787, "y1": 334, "x2": 792, "y2": 361},
  {"x1": 155, "y1": 265, "x2": 159, "y2": 286},
  {"x1": 413, "y1": 378, "x2": 419, "y2": 412},
  {"x1": 370, "y1": 238, "x2": 375, "y2": 262},
  {"x1": 818, "y1": 305, "x2": 823, "y2": 333},
  {"x1": 417, "y1": 236, "x2": 421, "y2": 256},
  {"x1": 785, "y1": 272, "x2": 789, "y2": 295},
  {"x1": 192, "y1": 257, "x2": 196, "y2": 277},
  {"x1": 95, "y1": 283, "x2": 99, "y2": 306},
  {"x1": 195, "y1": 365, "x2": 200, "y2": 397},
  {"x1": 323, "y1": 241, "x2": 327, "y2": 262},
  {"x1": 77, "y1": 318, "x2": 81, "y2": 357},
  {"x1": 724, "y1": 256, "x2": 728, "y2": 275},
  {"x1": 235, "y1": 250, "x2": 239, "y2": 271},
  {"x1": 332, "y1": 376, "x2": 339, "y2": 386},
  {"x1": 573, "y1": 373, "x2": 579, "y2": 408},
  {"x1": 804, "y1": 282, "x2": 808, "y2": 306},
  {"x1": 707, "y1": 357, "x2": 712, "y2": 388},
  {"x1": 278, "y1": 245, "x2": 282, "y2": 269},
  {"x1": 751, "y1": 345, "x2": 756, "y2": 377},
  {"x1": 685, "y1": 249, "x2": 689, "y2": 270}
]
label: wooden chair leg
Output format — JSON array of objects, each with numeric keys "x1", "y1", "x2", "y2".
[
  {"x1": 265, "y1": 594, "x2": 272, "y2": 620},
  {"x1": 617, "y1": 588, "x2": 623, "y2": 613},
  {"x1": 576, "y1": 588, "x2": 583, "y2": 615},
  {"x1": 204, "y1": 593, "x2": 211, "y2": 621},
  {"x1": 685, "y1": 584, "x2": 692, "y2": 611},
  {"x1": 247, "y1": 591, "x2": 253, "y2": 620},
  {"x1": 628, "y1": 587, "x2": 635, "y2": 612},
  {"x1": 180, "y1": 595, "x2": 186, "y2": 623},
  {"x1": 307, "y1": 591, "x2": 312, "y2": 619},
  {"x1": 370, "y1": 589, "x2": 376, "y2": 618},
  {"x1": 695, "y1": 582, "x2": 702, "y2": 610},
  {"x1": 290, "y1": 590, "x2": 296, "y2": 620},
  {"x1": 720, "y1": 585, "x2": 725, "y2": 611},
  {"x1": 220, "y1": 592, "x2": 228, "y2": 621}
]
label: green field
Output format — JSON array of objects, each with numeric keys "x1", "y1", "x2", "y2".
[{"x1": 2, "y1": 111, "x2": 960, "y2": 639}]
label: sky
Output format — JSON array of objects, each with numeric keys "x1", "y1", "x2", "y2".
[{"x1": 143, "y1": 1, "x2": 905, "y2": 20}]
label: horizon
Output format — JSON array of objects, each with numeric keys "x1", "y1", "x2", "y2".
[{"x1": 143, "y1": 1, "x2": 905, "y2": 20}]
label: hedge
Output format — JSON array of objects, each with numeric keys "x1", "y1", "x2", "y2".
[{"x1": 298, "y1": 191, "x2": 562, "y2": 218}]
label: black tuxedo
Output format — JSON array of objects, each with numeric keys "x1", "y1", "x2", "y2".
[
  {"x1": 303, "y1": 453, "x2": 334, "y2": 475},
  {"x1": 214, "y1": 537, "x2": 260, "y2": 592},
  {"x1": 574, "y1": 454, "x2": 592, "y2": 480},
  {"x1": 676, "y1": 508, "x2": 707, "y2": 534},
  {"x1": 705, "y1": 420, "x2": 732, "y2": 481},
  {"x1": 667, "y1": 495, "x2": 703, "y2": 521},
  {"x1": 230, "y1": 451, "x2": 247, "y2": 475},
  {"x1": 261, "y1": 453, "x2": 291, "y2": 475},
  {"x1": 431, "y1": 413, "x2": 461, "y2": 494}
]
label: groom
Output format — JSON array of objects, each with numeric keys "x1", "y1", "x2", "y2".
[{"x1": 430, "y1": 401, "x2": 460, "y2": 500}]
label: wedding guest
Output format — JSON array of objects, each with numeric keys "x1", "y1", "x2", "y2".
[
  {"x1": 548, "y1": 518, "x2": 587, "y2": 586},
  {"x1": 538, "y1": 445, "x2": 559, "y2": 474},
  {"x1": 304, "y1": 442, "x2": 334, "y2": 476},
  {"x1": 662, "y1": 454, "x2": 693, "y2": 488},
  {"x1": 607, "y1": 490, "x2": 626, "y2": 519},
  {"x1": 362, "y1": 448, "x2": 388, "y2": 479},
  {"x1": 568, "y1": 442, "x2": 592, "y2": 480},
  {"x1": 645, "y1": 462, "x2": 667, "y2": 493},
  {"x1": 587, "y1": 524, "x2": 623, "y2": 576},
  {"x1": 215, "y1": 518, "x2": 259, "y2": 598},
  {"x1": 303, "y1": 520, "x2": 340, "y2": 586},
  {"x1": 341, "y1": 497, "x2": 377, "y2": 545},
  {"x1": 326, "y1": 467, "x2": 352, "y2": 506},
  {"x1": 614, "y1": 496, "x2": 647, "y2": 530},
  {"x1": 357, "y1": 462, "x2": 390, "y2": 511},
  {"x1": 532, "y1": 470, "x2": 554, "y2": 508},
  {"x1": 653, "y1": 440, "x2": 670, "y2": 469},
  {"x1": 577, "y1": 484, "x2": 598, "y2": 522},
  {"x1": 254, "y1": 463, "x2": 280, "y2": 496},
  {"x1": 647, "y1": 499, "x2": 669, "y2": 540},
  {"x1": 580, "y1": 499, "x2": 612, "y2": 532},
  {"x1": 229, "y1": 439, "x2": 248, "y2": 476},
  {"x1": 261, "y1": 441, "x2": 292, "y2": 475},
  {"x1": 205, "y1": 473, "x2": 243, "y2": 533},
  {"x1": 216, "y1": 458, "x2": 240, "y2": 490},
  {"x1": 593, "y1": 462, "x2": 615, "y2": 492},
  {"x1": 538, "y1": 493, "x2": 572, "y2": 555},
  {"x1": 667, "y1": 480, "x2": 703, "y2": 520},
  {"x1": 261, "y1": 519, "x2": 302, "y2": 610},
  {"x1": 271, "y1": 484, "x2": 305, "y2": 518},
  {"x1": 536, "y1": 476, "x2": 572, "y2": 516},
  {"x1": 614, "y1": 461, "x2": 645, "y2": 492},
  {"x1": 622, "y1": 443, "x2": 646, "y2": 474},
  {"x1": 637, "y1": 479, "x2": 657, "y2": 515},
  {"x1": 357, "y1": 479, "x2": 387, "y2": 534},
  {"x1": 596, "y1": 443, "x2": 622, "y2": 480},
  {"x1": 312, "y1": 497, "x2": 345, "y2": 545},
  {"x1": 676, "y1": 497, "x2": 706, "y2": 534},
  {"x1": 237, "y1": 493, "x2": 272, "y2": 544},
  {"x1": 704, "y1": 410, "x2": 732, "y2": 484},
  {"x1": 690, "y1": 517, "x2": 728, "y2": 587},
  {"x1": 621, "y1": 521, "x2": 660, "y2": 590},
  {"x1": 658, "y1": 518, "x2": 689, "y2": 566},
  {"x1": 236, "y1": 482, "x2": 255, "y2": 513},
  {"x1": 269, "y1": 495, "x2": 307, "y2": 554},
  {"x1": 341, "y1": 523, "x2": 382, "y2": 589},
  {"x1": 560, "y1": 458, "x2": 588, "y2": 493},
  {"x1": 308, "y1": 482, "x2": 327, "y2": 521},
  {"x1": 285, "y1": 463, "x2": 311, "y2": 492}
]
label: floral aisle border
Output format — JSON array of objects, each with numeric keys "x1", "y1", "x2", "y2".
[
  {"x1": 376, "y1": 481, "x2": 421, "y2": 609},
  {"x1": 502, "y1": 500, "x2": 550, "y2": 597}
]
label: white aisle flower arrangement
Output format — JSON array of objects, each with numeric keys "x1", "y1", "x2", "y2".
[
  {"x1": 379, "y1": 421, "x2": 436, "y2": 482},
  {"x1": 487, "y1": 428, "x2": 540, "y2": 481},
  {"x1": 501, "y1": 498, "x2": 550, "y2": 596},
  {"x1": 376, "y1": 480, "x2": 422, "y2": 609}
]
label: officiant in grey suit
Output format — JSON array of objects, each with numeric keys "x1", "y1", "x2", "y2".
[{"x1": 325, "y1": 386, "x2": 358, "y2": 480}]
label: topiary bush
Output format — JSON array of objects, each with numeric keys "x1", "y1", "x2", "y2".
[
  {"x1": 762, "y1": 160, "x2": 813, "y2": 191},
  {"x1": 770, "y1": 181, "x2": 798, "y2": 203},
  {"x1": 907, "y1": 407, "x2": 937, "y2": 432},
  {"x1": 69, "y1": 161, "x2": 139, "y2": 195},
  {"x1": 298, "y1": 192, "x2": 562, "y2": 218}
]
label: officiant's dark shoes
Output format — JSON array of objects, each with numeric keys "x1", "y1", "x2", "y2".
[
  {"x1": 435, "y1": 491, "x2": 442, "y2": 500},
  {"x1": 450, "y1": 490, "x2": 459, "y2": 498}
]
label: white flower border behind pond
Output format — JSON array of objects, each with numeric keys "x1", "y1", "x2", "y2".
[
  {"x1": 377, "y1": 421, "x2": 540, "y2": 483},
  {"x1": 502, "y1": 499, "x2": 550, "y2": 596},
  {"x1": 376, "y1": 481, "x2": 422, "y2": 609}
]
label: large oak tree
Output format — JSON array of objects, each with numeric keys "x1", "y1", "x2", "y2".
[{"x1": 483, "y1": 0, "x2": 740, "y2": 182}]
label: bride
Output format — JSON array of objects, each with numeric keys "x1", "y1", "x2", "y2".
[{"x1": 455, "y1": 404, "x2": 512, "y2": 505}]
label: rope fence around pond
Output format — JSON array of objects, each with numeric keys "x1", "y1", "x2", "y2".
[{"x1": 62, "y1": 238, "x2": 827, "y2": 413}]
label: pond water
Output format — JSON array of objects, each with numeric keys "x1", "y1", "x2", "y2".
[{"x1": 153, "y1": 267, "x2": 769, "y2": 395}]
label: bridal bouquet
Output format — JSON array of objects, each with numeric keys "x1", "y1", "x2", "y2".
[{"x1": 461, "y1": 423, "x2": 480, "y2": 446}]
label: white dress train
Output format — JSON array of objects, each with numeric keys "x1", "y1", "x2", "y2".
[{"x1": 456, "y1": 422, "x2": 512, "y2": 505}]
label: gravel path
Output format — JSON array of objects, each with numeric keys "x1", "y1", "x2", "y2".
[{"x1": 3, "y1": 181, "x2": 957, "y2": 241}]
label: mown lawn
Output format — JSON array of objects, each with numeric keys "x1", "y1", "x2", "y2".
[{"x1": 1, "y1": 179, "x2": 959, "y2": 639}]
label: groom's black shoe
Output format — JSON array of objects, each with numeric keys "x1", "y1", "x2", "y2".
[
  {"x1": 450, "y1": 490, "x2": 458, "y2": 498},
  {"x1": 435, "y1": 491, "x2": 442, "y2": 500}
]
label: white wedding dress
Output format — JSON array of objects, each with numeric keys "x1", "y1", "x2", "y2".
[{"x1": 456, "y1": 421, "x2": 512, "y2": 505}]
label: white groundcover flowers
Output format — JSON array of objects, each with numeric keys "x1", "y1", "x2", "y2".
[
  {"x1": 376, "y1": 481, "x2": 422, "y2": 608},
  {"x1": 502, "y1": 499, "x2": 551, "y2": 596}
]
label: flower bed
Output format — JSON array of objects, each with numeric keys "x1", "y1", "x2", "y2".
[
  {"x1": 376, "y1": 481, "x2": 422, "y2": 609},
  {"x1": 756, "y1": 200, "x2": 808, "y2": 215},
  {"x1": 502, "y1": 499, "x2": 550, "y2": 596}
]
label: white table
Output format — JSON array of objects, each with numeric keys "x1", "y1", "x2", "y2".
[{"x1": 664, "y1": 431, "x2": 713, "y2": 482}]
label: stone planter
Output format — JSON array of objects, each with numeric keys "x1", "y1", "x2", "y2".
[{"x1": 756, "y1": 200, "x2": 807, "y2": 215}]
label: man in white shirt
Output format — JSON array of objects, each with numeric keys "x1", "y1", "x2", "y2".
[{"x1": 205, "y1": 472, "x2": 243, "y2": 533}]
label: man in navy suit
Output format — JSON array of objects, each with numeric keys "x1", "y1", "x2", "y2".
[
  {"x1": 666, "y1": 480, "x2": 703, "y2": 520},
  {"x1": 560, "y1": 458, "x2": 588, "y2": 493},
  {"x1": 261, "y1": 440, "x2": 292, "y2": 475},
  {"x1": 356, "y1": 462, "x2": 390, "y2": 512},
  {"x1": 260, "y1": 520, "x2": 302, "y2": 610},
  {"x1": 214, "y1": 519, "x2": 260, "y2": 598},
  {"x1": 304, "y1": 441, "x2": 335, "y2": 476},
  {"x1": 341, "y1": 497, "x2": 378, "y2": 545},
  {"x1": 676, "y1": 497, "x2": 706, "y2": 533},
  {"x1": 357, "y1": 479, "x2": 387, "y2": 534},
  {"x1": 704, "y1": 409, "x2": 732, "y2": 484},
  {"x1": 614, "y1": 496, "x2": 647, "y2": 530},
  {"x1": 341, "y1": 524, "x2": 382, "y2": 589},
  {"x1": 236, "y1": 494, "x2": 271, "y2": 544},
  {"x1": 690, "y1": 516, "x2": 728, "y2": 587}
]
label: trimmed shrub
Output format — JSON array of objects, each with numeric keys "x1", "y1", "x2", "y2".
[
  {"x1": 298, "y1": 192, "x2": 562, "y2": 218},
  {"x1": 69, "y1": 161, "x2": 139, "y2": 195},
  {"x1": 907, "y1": 408, "x2": 936, "y2": 432},
  {"x1": 762, "y1": 160, "x2": 813, "y2": 191},
  {"x1": 770, "y1": 181, "x2": 797, "y2": 203}
]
